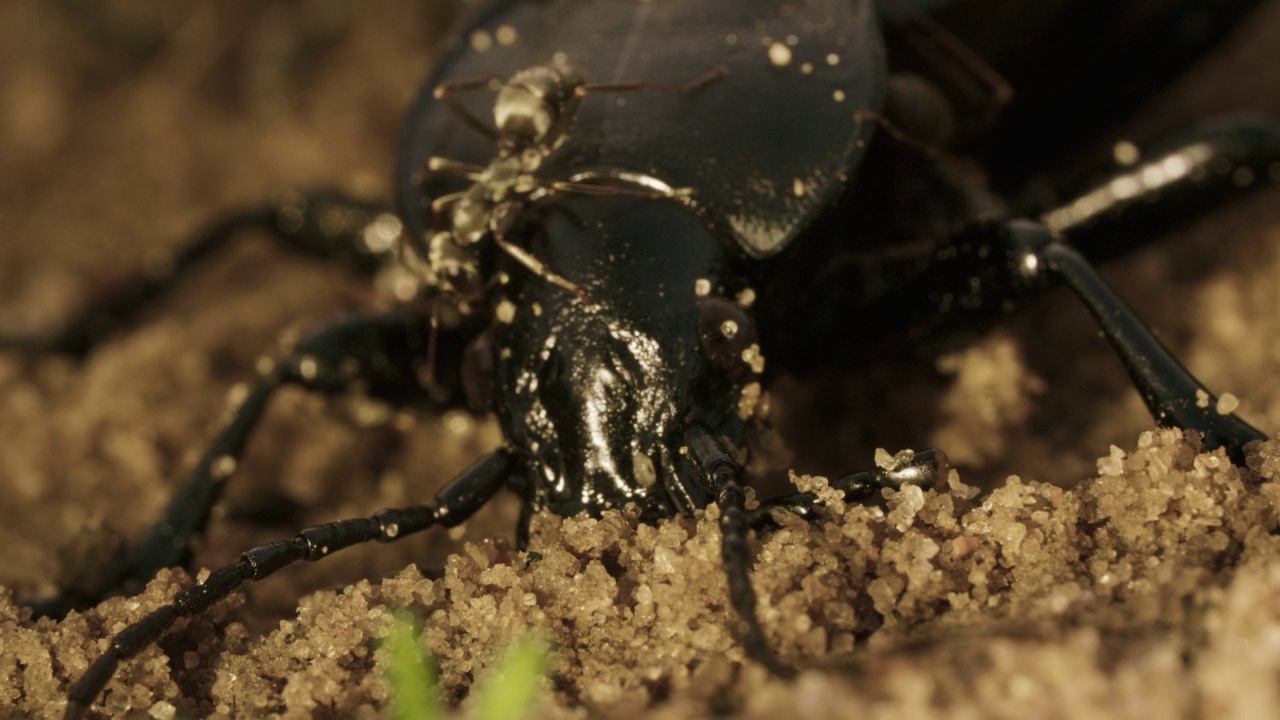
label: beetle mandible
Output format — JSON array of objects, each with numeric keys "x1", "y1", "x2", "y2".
[{"x1": 3, "y1": 0, "x2": 1280, "y2": 717}]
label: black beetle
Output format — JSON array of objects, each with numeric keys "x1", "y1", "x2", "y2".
[{"x1": 2, "y1": 0, "x2": 1280, "y2": 717}]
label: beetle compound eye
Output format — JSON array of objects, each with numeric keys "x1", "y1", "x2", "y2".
[
  {"x1": 697, "y1": 297, "x2": 759, "y2": 380},
  {"x1": 461, "y1": 331, "x2": 498, "y2": 411}
]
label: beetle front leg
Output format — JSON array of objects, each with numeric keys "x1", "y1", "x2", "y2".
[
  {"x1": 1010, "y1": 221, "x2": 1265, "y2": 463},
  {"x1": 749, "y1": 448, "x2": 951, "y2": 530},
  {"x1": 822, "y1": 118, "x2": 1280, "y2": 465},
  {"x1": 926, "y1": 219, "x2": 1265, "y2": 464},
  {"x1": 63, "y1": 449, "x2": 514, "y2": 720},
  {"x1": 682, "y1": 431, "x2": 947, "y2": 675},
  {"x1": 30, "y1": 310, "x2": 458, "y2": 619},
  {"x1": 0, "y1": 191, "x2": 401, "y2": 358}
]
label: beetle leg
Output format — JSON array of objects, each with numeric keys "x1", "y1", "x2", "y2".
[
  {"x1": 29, "y1": 311, "x2": 466, "y2": 619},
  {"x1": 1005, "y1": 220, "x2": 1265, "y2": 464},
  {"x1": 0, "y1": 191, "x2": 401, "y2": 359},
  {"x1": 775, "y1": 117, "x2": 1278, "y2": 463},
  {"x1": 1009, "y1": 116, "x2": 1280, "y2": 462},
  {"x1": 913, "y1": 218, "x2": 1266, "y2": 464},
  {"x1": 1039, "y1": 116, "x2": 1280, "y2": 264},
  {"x1": 748, "y1": 448, "x2": 950, "y2": 531},
  {"x1": 63, "y1": 449, "x2": 515, "y2": 720}
]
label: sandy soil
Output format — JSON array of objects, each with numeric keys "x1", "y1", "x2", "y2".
[{"x1": 3, "y1": 2, "x2": 1280, "y2": 718}]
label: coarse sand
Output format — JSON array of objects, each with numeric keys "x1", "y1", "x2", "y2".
[{"x1": 3, "y1": 2, "x2": 1280, "y2": 718}]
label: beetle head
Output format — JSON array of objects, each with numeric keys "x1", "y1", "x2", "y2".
[{"x1": 462, "y1": 193, "x2": 759, "y2": 517}]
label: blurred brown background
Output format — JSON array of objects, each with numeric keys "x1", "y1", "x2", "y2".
[{"x1": 1, "y1": 1, "x2": 1280, "y2": 715}]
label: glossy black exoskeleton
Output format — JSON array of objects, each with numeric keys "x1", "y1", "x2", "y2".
[
  {"x1": 4, "y1": 1, "x2": 1279, "y2": 717},
  {"x1": 415, "y1": 59, "x2": 725, "y2": 307}
]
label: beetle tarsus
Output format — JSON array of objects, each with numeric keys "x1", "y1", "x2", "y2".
[{"x1": 746, "y1": 448, "x2": 950, "y2": 532}]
